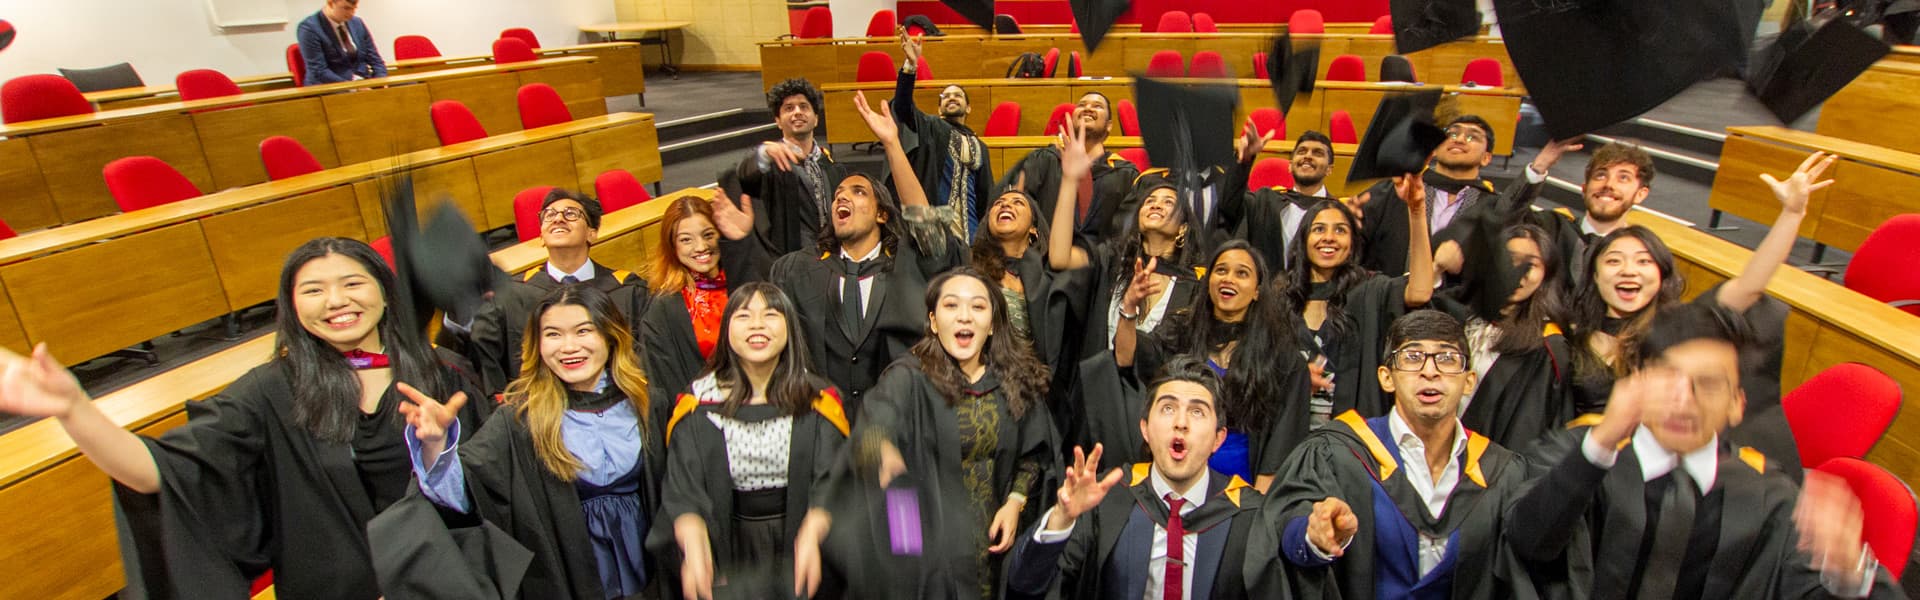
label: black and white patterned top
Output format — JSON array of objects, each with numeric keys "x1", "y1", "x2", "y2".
[{"x1": 690, "y1": 374, "x2": 794, "y2": 491}]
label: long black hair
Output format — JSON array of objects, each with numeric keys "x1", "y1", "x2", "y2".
[
  {"x1": 1103, "y1": 174, "x2": 1202, "y2": 292},
  {"x1": 1568, "y1": 225, "x2": 1685, "y2": 375},
  {"x1": 1491, "y1": 223, "x2": 1571, "y2": 355},
  {"x1": 273, "y1": 237, "x2": 447, "y2": 444},
  {"x1": 909, "y1": 268, "x2": 1051, "y2": 418},
  {"x1": 1282, "y1": 199, "x2": 1374, "y2": 339},
  {"x1": 814, "y1": 171, "x2": 903, "y2": 263},
  {"x1": 1170, "y1": 240, "x2": 1301, "y2": 433},
  {"x1": 701, "y1": 282, "x2": 828, "y2": 417},
  {"x1": 970, "y1": 187, "x2": 1049, "y2": 283}
]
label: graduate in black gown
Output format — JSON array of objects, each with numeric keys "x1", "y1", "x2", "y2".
[
  {"x1": 387, "y1": 284, "x2": 663, "y2": 599},
  {"x1": 740, "y1": 77, "x2": 847, "y2": 257},
  {"x1": 999, "y1": 91, "x2": 1142, "y2": 240},
  {"x1": 649, "y1": 282, "x2": 849, "y2": 600},
  {"x1": 892, "y1": 31, "x2": 990, "y2": 240},
  {"x1": 967, "y1": 187, "x2": 1067, "y2": 372},
  {"x1": 641, "y1": 195, "x2": 740, "y2": 429},
  {"x1": 1564, "y1": 152, "x2": 1831, "y2": 416},
  {"x1": 1005, "y1": 357, "x2": 1279, "y2": 600},
  {"x1": 1281, "y1": 181, "x2": 1436, "y2": 426},
  {"x1": 1219, "y1": 129, "x2": 1339, "y2": 270},
  {"x1": 0, "y1": 237, "x2": 488, "y2": 599},
  {"x1": 1506, "y1": 302, "x2": 1899, "y2": 599},
  {"x1": 712, "y1": 91, "x2": 966, "y2": 418},
  {"x1": 1117, "y1": 240, "x2": 1314, "y2": 493},
  {"x1": 1431, "y1": 221, "x2": 1574, "y2": 448},
  {"x1": 795, "y1": 268, "x2": 1058, "y2": 600},
  {"x1": 1352, "y1": 115, "x2": 1536, "y2": 277},
  {"x1": 443, "y1": 189, "x2": 651, "y2": 396},
  {"x1": 1048, "y1": 122, "x2": 1206, "y2": 470},
  {"x1": 1256, "y1": 310, "x2": 1541, "y2": 600}
]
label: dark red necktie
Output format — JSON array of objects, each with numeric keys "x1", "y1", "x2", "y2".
[{"x1": 1164, "y1": 493, "x2": 1186, "y2": 600}]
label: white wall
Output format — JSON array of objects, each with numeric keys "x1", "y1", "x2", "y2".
[
  {"x1": 828, "y1": 0, "x2": 895, "y2": 37},
  {"x1": 0, "y1": 0, "x2": 618, "y2": 84}
]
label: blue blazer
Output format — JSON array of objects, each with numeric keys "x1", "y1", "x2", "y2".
[{"x1": 295, "y1": 11, "x2": 386, "y2": 85}]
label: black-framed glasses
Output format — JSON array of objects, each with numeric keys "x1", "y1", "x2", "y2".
[
  {"x1": 540, "y1": 208, "x2": 584, "y2": 223},
  {"x1": 1389, "y1": 349, "x2": 1467, "y2": 374}
]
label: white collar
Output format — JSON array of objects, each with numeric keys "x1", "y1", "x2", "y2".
[
  {"x1": 1292, "y1": 183, "x2": 1330, "y2": 198},
  {"x1": 840, "y1": 243, "x2": 882, "y2": 263},
  {"x1": 1149, "y1": 467, "x2": 1209, "y2": 513},
  {"x1": 546, "y1": 260, "x2": 596, "y2": 283},
  {"x1": 1388, "y1": 408, "x2": 1467, "y2": 469},
  {"x1": 1631, "y1": 426, "x2": 1719, "y2": 492},
  {"x1": 1580, "y1": 215, "x2": 1628, "y2": 238}
]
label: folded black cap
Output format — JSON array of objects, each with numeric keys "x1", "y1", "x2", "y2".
[
  {"x1": 943, "y1": 0, "x2": 997, "y2": 32},
  {"x1": 1267, "y1": 32, "x2": 1320, "y2": 115},
  {"x1": 1070, "y1": 0, "x2": 1130, "y2": 53},
  {"x1": 1347, "y1": 89, "x2": 1447, "y2": 182},
  {"x1": 382, "y1": 175, "x2": 505, "y2": 325},
  {"x1": 1746, "y1": 18, "x2": 1889, "y2": 124},
  {"x1": 1133, "y1": 76, "x2": 1239, "y2": 178},
  {"x1": 1391, "y1": 0, "x2": 1481, "y2": 55},
  {"x1": 1493, "y1": 0, "x2": 1750, "y2": 139}
]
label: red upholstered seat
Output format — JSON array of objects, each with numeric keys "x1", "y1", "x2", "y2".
[
  {"x1": 916, "y1": 57, "x2": 933, "y2": 80},
  {"x1": 175, "y1": 69, "x2": 244, "y2": 101},
  {"x1": 1043, "y1": 102, "x2": 1075, "y2": 136},
  {"x1": 1067, "y1": 51, "x2": 1084, "y2": 77},
  {"x1": 798, "y1": 7, "x2": 834, "y2": 39},
  {"x1": 1784, "y1": 363, "x2": 1902, "y2": 468},
  {"x1": 1327, "y1": 54, "x2": 1366, "y2": 81},
  {"x1": 595, "y1": 169, "x2": 651, "y2": 213},
  {"x1": 517, "y1": 83, "x2": 572, "y2": 129},
  {"x1": 1248, "y1": 157, "x2": 1294, "y2": 190},
  {"x1": 1329, "y1": 110, "x2": 1358, "y2": 144},
  {"x1": 394, "y1": 35, "x2": 442, "y2": 60},
  {"x1": 1192, "y1": 13, "x2": 1218, "y2": 33},
  {"x1": 984, "y1": 102, "x2": 1021, "y2": 136},
  {"x1": 1117, "y1": 99, "x2": 1140, "y2": 136},
  {"x1": 1248, "y1": 107, "x2": 1285, "y2": 140},
  {"x1": 1145, "y1": 50, "x2": 1186, "y2": 77},
  {"x1": 856, "y1": 52, "x2": 895, "y2": 82},
  {"x1": 0, "y1": 218, "x2": 16, "y2": 241},
  {"x1": 1154, "y1": 11, "x2": 1193, "y2": 34},
  {"x1": 1844, "y1": 213, "x2": 1920, "y2": 316},
  {"x1": 865, "y1": 9, "x2": 897, "y2": 38},
  {"x1": 369, "y1": 236, "x2": 396, "y2": 270},
  {"x1": 1252, "y1": 52, "x2": 1269, "y2": 78},
  {"x1": 1370, "y1": 15, "x2": 1394, "y2": 34},
  {"x1": 1813, "y1": 458, "x2": 1916, "y2": 580},
  {"x1": 1462, "y1": 58, "x2": 1504, "y2": 87},
  {"x1": 259, "y1": 136, "x2": 324, "y2": 181},
  {"x1": 104, "y1": 156, "x2": 202, "y2": 212},
  {"x1": 430, "y1": 100, "x2": 488, "y2": 146},
  {"x1": 513, "y1": 186, "x2": 558, "y2": 242},
  {"x1": 500, "y1": 27, "x2": 541, "y2": 49},
  {"x1": 1287, "y1": 9, "x2": 1326, "y2": 34},
  {"x1": 1043, "y1": 48, "x2": 1060, "y2": 77},
  {"x1": 1115, "y1": 147, "x2": 1150, "y2": 170},
  {"x1": 286, "y1": 44, "x2": 306, "y2": 86},
  {"x1": 1, "y1": 74, "x2": 93, "y2": 123},
  {"x1": 1189, "y1": 51, "x2": 1228, "y2": 78},
  {"x1": 493, "y1": 37, "x2": 537, "y2": 64}
]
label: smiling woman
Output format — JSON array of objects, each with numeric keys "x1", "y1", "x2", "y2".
[{"x1": 642, "y1": 195, "x2": 742, "y2": 406}]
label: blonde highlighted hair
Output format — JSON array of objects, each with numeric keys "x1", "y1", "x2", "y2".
[{"x1": 503, "y1": 284, "x2": 651, "y2": 481}]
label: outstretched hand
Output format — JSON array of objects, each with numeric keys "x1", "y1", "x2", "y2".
[
  {"x1": 1122, "y1": 257, "x2": 1166, "y2": 316},
  {"x1": 853, "y1": 90, "x2": 900, "y2": 144},
  {"x1": 709, "y1": 189, "x2": 755, "y2": 241},
  {"x1": 1054, "y1": 445, "x2": 1124, "y2": 525},
  {"x1": 1392, "y1": 173, "x2": 1426, "y2": 211},
  {"x1": 1759, "y1": 151, "x2": 1835, "y2": 216},
  {"x1": 1059, "y1": 122, "x2": 1096, "y2": 180},
  {"x1": 0, "y1": 343, "x2": 86, "y2": 419},
  {"x1": 1795, "y1": 470, "x2": 1871, "y2": 587},
  {"x1": 1237, "y1": 117, "x2": 1278, "y2": 165},
  {"x1": 397, "y1": 382, "x2": 468, "y2": 462},
  {"x1": 900, "y1": 30, "x2": 923, "y2": 66},
  {"x1": 1530, "y1": 138, "x2": 1585, "y2": 173},
  {"x1": 1307, "y1": 497, "x2": 1360, "y2": 557}
]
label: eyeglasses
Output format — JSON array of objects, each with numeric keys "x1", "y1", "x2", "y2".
[
  {"x1": 1444, "y1": 128, "x2": 1485, "y2": 144},
  {"x1": 540, "y1": 208, "x2": 585, "y2": 223},
  {"x1": 1388, "y1": 349, "x2": 1467, "y2": 374}
]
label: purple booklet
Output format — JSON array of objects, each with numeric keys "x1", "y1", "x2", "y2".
[{"x1": 885, "y1": 487, "x2": 923, "y2": 556}]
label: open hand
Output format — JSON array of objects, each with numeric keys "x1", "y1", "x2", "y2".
[
  {"x1": 900, "y1": 31, "x2": 923, "y2": 66},
  {"x1": 1594, "y1": 367, "x2": 1683, "y2": 448},
  {"x1": 761, "y1": 141, "x2": 803, "y2": 172},
  {"x1": 1759, "y1": 151, "x2": 1836, "y2": 217},
  {"x1": 710, "y1": 189, "x2": 755, "y2": 241},
  {"x1": 1237, "y1": 117, "x2": 1278, "y2": 164},
  {"x1": 1059, "y1": 122, "x2": 1096, "y2": 180},
  {"x1": 1795, "y1": 470, "x2": 1871, "y2": 587},
  {"x1": 1531, "y1": 138, "x2": 1585, "y2": 173},
  {"x1": 853, "y1": 90, "x2": 900, "y2": 144},
  {"x1": 1053, "y1": 445, "x2": 1124, "y2": 526},
  {"x1": 0, "y1": 343, "x2": 86, "y2": 419},
  {"x1": 1122, "y1": 257, "x2": 1166, "y2": 317}
]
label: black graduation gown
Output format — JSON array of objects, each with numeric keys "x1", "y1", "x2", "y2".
[
  {"x1": 1505, "y1": 427, "x2": 1902, "y2": 600},
  {"x1": 447, "y1": 261, "x2": 651, "y2": 396},
  {"x1": 737, "y1": 143, "x2": 846, "y2": 258},
  {"x1": 645, "y1": 380, "x2": 851, "y2": 599},
  {"x1": 1292, "y1": 274, "x2": 1412, "y2": 419},
  {"x1": 638, "y1": 270, "x2": 752, "y2": 431},
  {"x1": 891, "y1": 69, "x2": 992, "y2": 232},
  {"x1": 1254, "y1": 410, "x2": 1539, "y2": 600},
  {"x1": 1222, "y1": 185, "x2": 1319, "y2": 270},
  {"x1": 1130, "y1": 329, "x2": 1316, "y2": 480},
  {"x1": 1004, "y1": 465, "x2": 1273, "y2": 600},
  {"x1": 1000, "y1": 148, "x2": 1140, "y2": 240},
  {"x1": 1565, "y1": 282, "x2": 1791, "y2": 418},
  {"x1": 852, "y1": 358, "x2": 1061, "y2": 600},
  {"x1": 745, "y1": 212, "x2": 965, "y2": 419},
  {"x1": 1051, "y1": 241, "x2": 1201, "y2": 470},
  {"x1": 367, "y1": 390, "x2": 667, "y2": 600},
  {"x1": 114, "y1": 362, "x2": 489, "y2": 600},
  {"x1": 1359, "y1": 170, "x2": 1542, "y2": 276}
]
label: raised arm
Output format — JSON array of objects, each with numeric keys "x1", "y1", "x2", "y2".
[
  {"x1": 1049, "y1": 125, "x2": 1096, "y2": 270},
  {"x1": 1397, "y1": 174, "x2": 1435, "y2": 307},
  {"x1": 892, "y1": 32, "x2": 925, "y2": 130},
  {"x1": 854, "y1": 90, "x2": 930, "y2": 208},
  {"x1": 1113, "y1": 258, "x2": 1164, "y2": 368},
  {"x1": 0, "y1": 344, "x2": 160, "y2": 493},
  {"x1": 1717, "y1": 152, "x2": 1832, "y2": 313}
]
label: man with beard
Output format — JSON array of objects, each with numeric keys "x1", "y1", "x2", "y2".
[
  {"x1": 1355, "y1": 115, "x2": 1548, "y2": 276},
  {"x1": 1539, "y1": 142, "x2": 1656, "y2": 277},
  {"x1": 999, "y1": 91, "x2": 1142, "y2": 239},
  {"x1": 1222, "y1": 130, "x2": 1338, "y2": 268},
  {"x1": 893, "y1": 32, "x2": 991, "y2": 241},
  {"x1": 738, "y1": 77, "x2": 845, "y2": 256}
]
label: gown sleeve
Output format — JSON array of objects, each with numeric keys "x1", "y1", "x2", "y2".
[{"x1": 1247, "y1": 430, "x2": 1362, "y2": 596}]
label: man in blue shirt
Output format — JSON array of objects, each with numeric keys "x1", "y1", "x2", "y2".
[{"x1": 296, "y1": 0, "x2": 387, "y2": 85}]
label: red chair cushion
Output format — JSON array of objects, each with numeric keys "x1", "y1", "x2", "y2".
[
  {"x1": 1116, "y1": 147, "x2": 1150, "y2": 170},
  {"x1": 1248, "y1": 107, "x2": 1285, "y2": 140},
  {"x1": 595, "y1": 170, "x2": 651, "y2": 213},
  {"x1": 1192, "y1": 13, "x2": 1218, "y2": 33},
  {"x1": 1253, "y1": 52, "x2": 1269, "y2": 78},
  {"x1": 866, "y1": 9, "x2": 897, "y2": 38},
  {"x1": 799, "y1": 7, "x2": 834, "y2": 39},
  {"x1": 1327, "y1": 54, "x2": 1366, "y2": 82},
  {"x1": 1845, "y1": 213, "x2": 1920, "y2": 316},
  {"x1": 1146, "y1": 50, "x2": 1186, "y2": 78},
  {"x1": 1370, "y1": 15, "x2": 1394, "y2": 34},
  {"x1": 430, "y1": 100, "x2": 489, "y2": 146},
  {"x1": 917, "y1": 57, "x2": 934, "y2": 80},
  {"x1": 1462, "y1": 57, "x2": 1504, "y2": 87},
  {"x1": 492, "y1": 38, "x2": 537, "y2": 64},
  {"x1": 984, "y1": 102, "x2": 1021, "y2": 136},
  {"x1": 259, "y1": 135, "x2": 325, "y2": 181},
  {"x1": 0, "y1": 218, "x2": 16, "y2": 241},
  {"x1": 517, "y1": 83, "x2": 573, "y2": 129},
  {"x1": 1783, "y1": 362, "x2": 1902, "y2": 468},
  {"x1": 286, "y1": 44, "x2": 306, "y2": 87},
  {"x1": 175, "y1": 69, "x2": 243, "y2": 101},
  {"x1": 1154, "y1": 11, "x2": 1193, "y2": 34},
  {"x1": 1, "y1": 74, "x2": 94, "y2": 124},
  {"x1": 1117, "y1": 99, "x2": 1141, "y2": 136},
  {"x1": 1287, "y1": 9, "x2": 1326, "y2": 34},
  {"x1": 1043, "y1": 102, "x2": 1075, "y2": 136},
  {"x1": 1043, "y1": 48, "x2": 1060, "y2": 77},
  {"x1": 369, "y1": 237, "x2": 396, "y2": 270},
  {"x1": 104, "y1": 156, "x2": 202, "y2": 212},
  {"x1": 500, "y1": 27, "x2": 541, "y2": 49},
  {"x1": 1189, "y1": 51, "x2": 1228, "y2": 78},
  {"x1": 1248, "y1": 157, "x2": 1295, "y2": 190},
  {"x1": 394, "y1": 35, "x2": 442, "y2": 60},
  {"x1": 1329, "y1": 110, "x2": 1358, "y2": 144},
  {"x1": 1815, "y1": 458, "x2": 1917, "y2": 580},
  {"x1": 514, "y1": 186, "x2": 558, "y2": 242},
  {"x1": 856, "y1": 51, "x2": 896, "y2": 83}
]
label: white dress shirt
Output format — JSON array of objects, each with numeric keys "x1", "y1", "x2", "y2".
[
  {"x1": 1389, "y1": 410, "x2": 1467, "y2": 576},
  {"x1": 1033, "y1": 469, "x2": 1209, "y2": 600},
  {"x1": 837, "y1": 243, "x2": 882, "y2": 311},
  {"x1": 546, "y1": 260, "x2": 596, "y2": 284}
]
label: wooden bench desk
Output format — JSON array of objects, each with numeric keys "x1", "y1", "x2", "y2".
[
  {"x1": 1816, "y1": 61, "x2": 1920, "y2": 156},
  {"x1": 820, "y1": 77, "x2": 1522, "y2": 155},
  {"x1": 0, "y1": 188, "x2": 696, "y2": 600},
  {"x1": 984, "y1": 135, "x2": 1367, "y2": 197},
  {"x1": 0, "y1": 112, "x2": 660, "y2": 366},
  {"x1": 1, "y1": 57, "x2": 602, "y2": 230},
  {"x1": 1712, "y1": 125, "x2": 1920, "y2": 255}
]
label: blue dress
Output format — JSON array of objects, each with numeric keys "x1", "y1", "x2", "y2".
[{"x1": 1204, "y1": 359, "x2": 1253, "y2": 481}]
